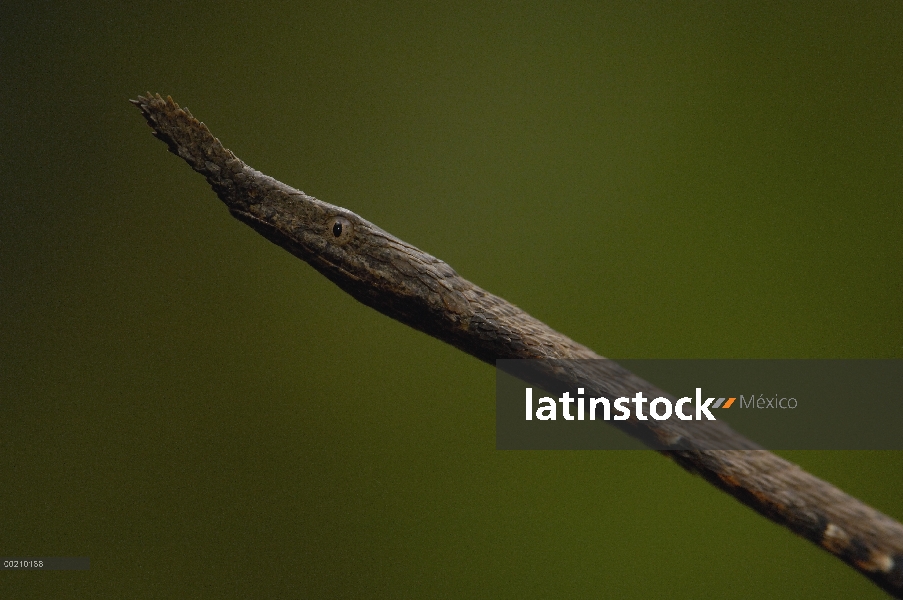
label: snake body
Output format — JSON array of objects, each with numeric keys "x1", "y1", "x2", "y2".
[{"x1": 133, "y1": 94, "x2": 903, "y2": 597}]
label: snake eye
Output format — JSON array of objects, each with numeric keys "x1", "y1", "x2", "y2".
[{"x1": 327, "y1": 216, "x2": 353, "y2": 245}]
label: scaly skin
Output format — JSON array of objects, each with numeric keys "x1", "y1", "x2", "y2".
[{"x1": 133, "y1": 93, "x2": 903, "y2": 597}]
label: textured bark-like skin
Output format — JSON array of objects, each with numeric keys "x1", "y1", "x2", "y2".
[{"x1": 133, "y1": 93, "x2": 903, "y2": 597}]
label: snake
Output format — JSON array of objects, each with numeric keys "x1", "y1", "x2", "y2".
[{"x1": 132, "y1": 93, "x2": 903, "y2": 597}]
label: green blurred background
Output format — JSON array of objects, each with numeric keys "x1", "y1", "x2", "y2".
[{"x1": 2, "y1": 1, "x2": 901, "y2": 598}]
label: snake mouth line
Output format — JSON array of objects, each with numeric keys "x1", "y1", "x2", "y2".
[
  {"x1": 229, "y1": 208, "x2": 361, "y2": 284},
  {"x1": 314, "y1": 254, "x2": 362, "y2": 283}
]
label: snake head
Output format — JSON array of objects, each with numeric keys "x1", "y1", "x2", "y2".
[{"x1": 129, "y1": 91, "x2": 473, "y2": 326}]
